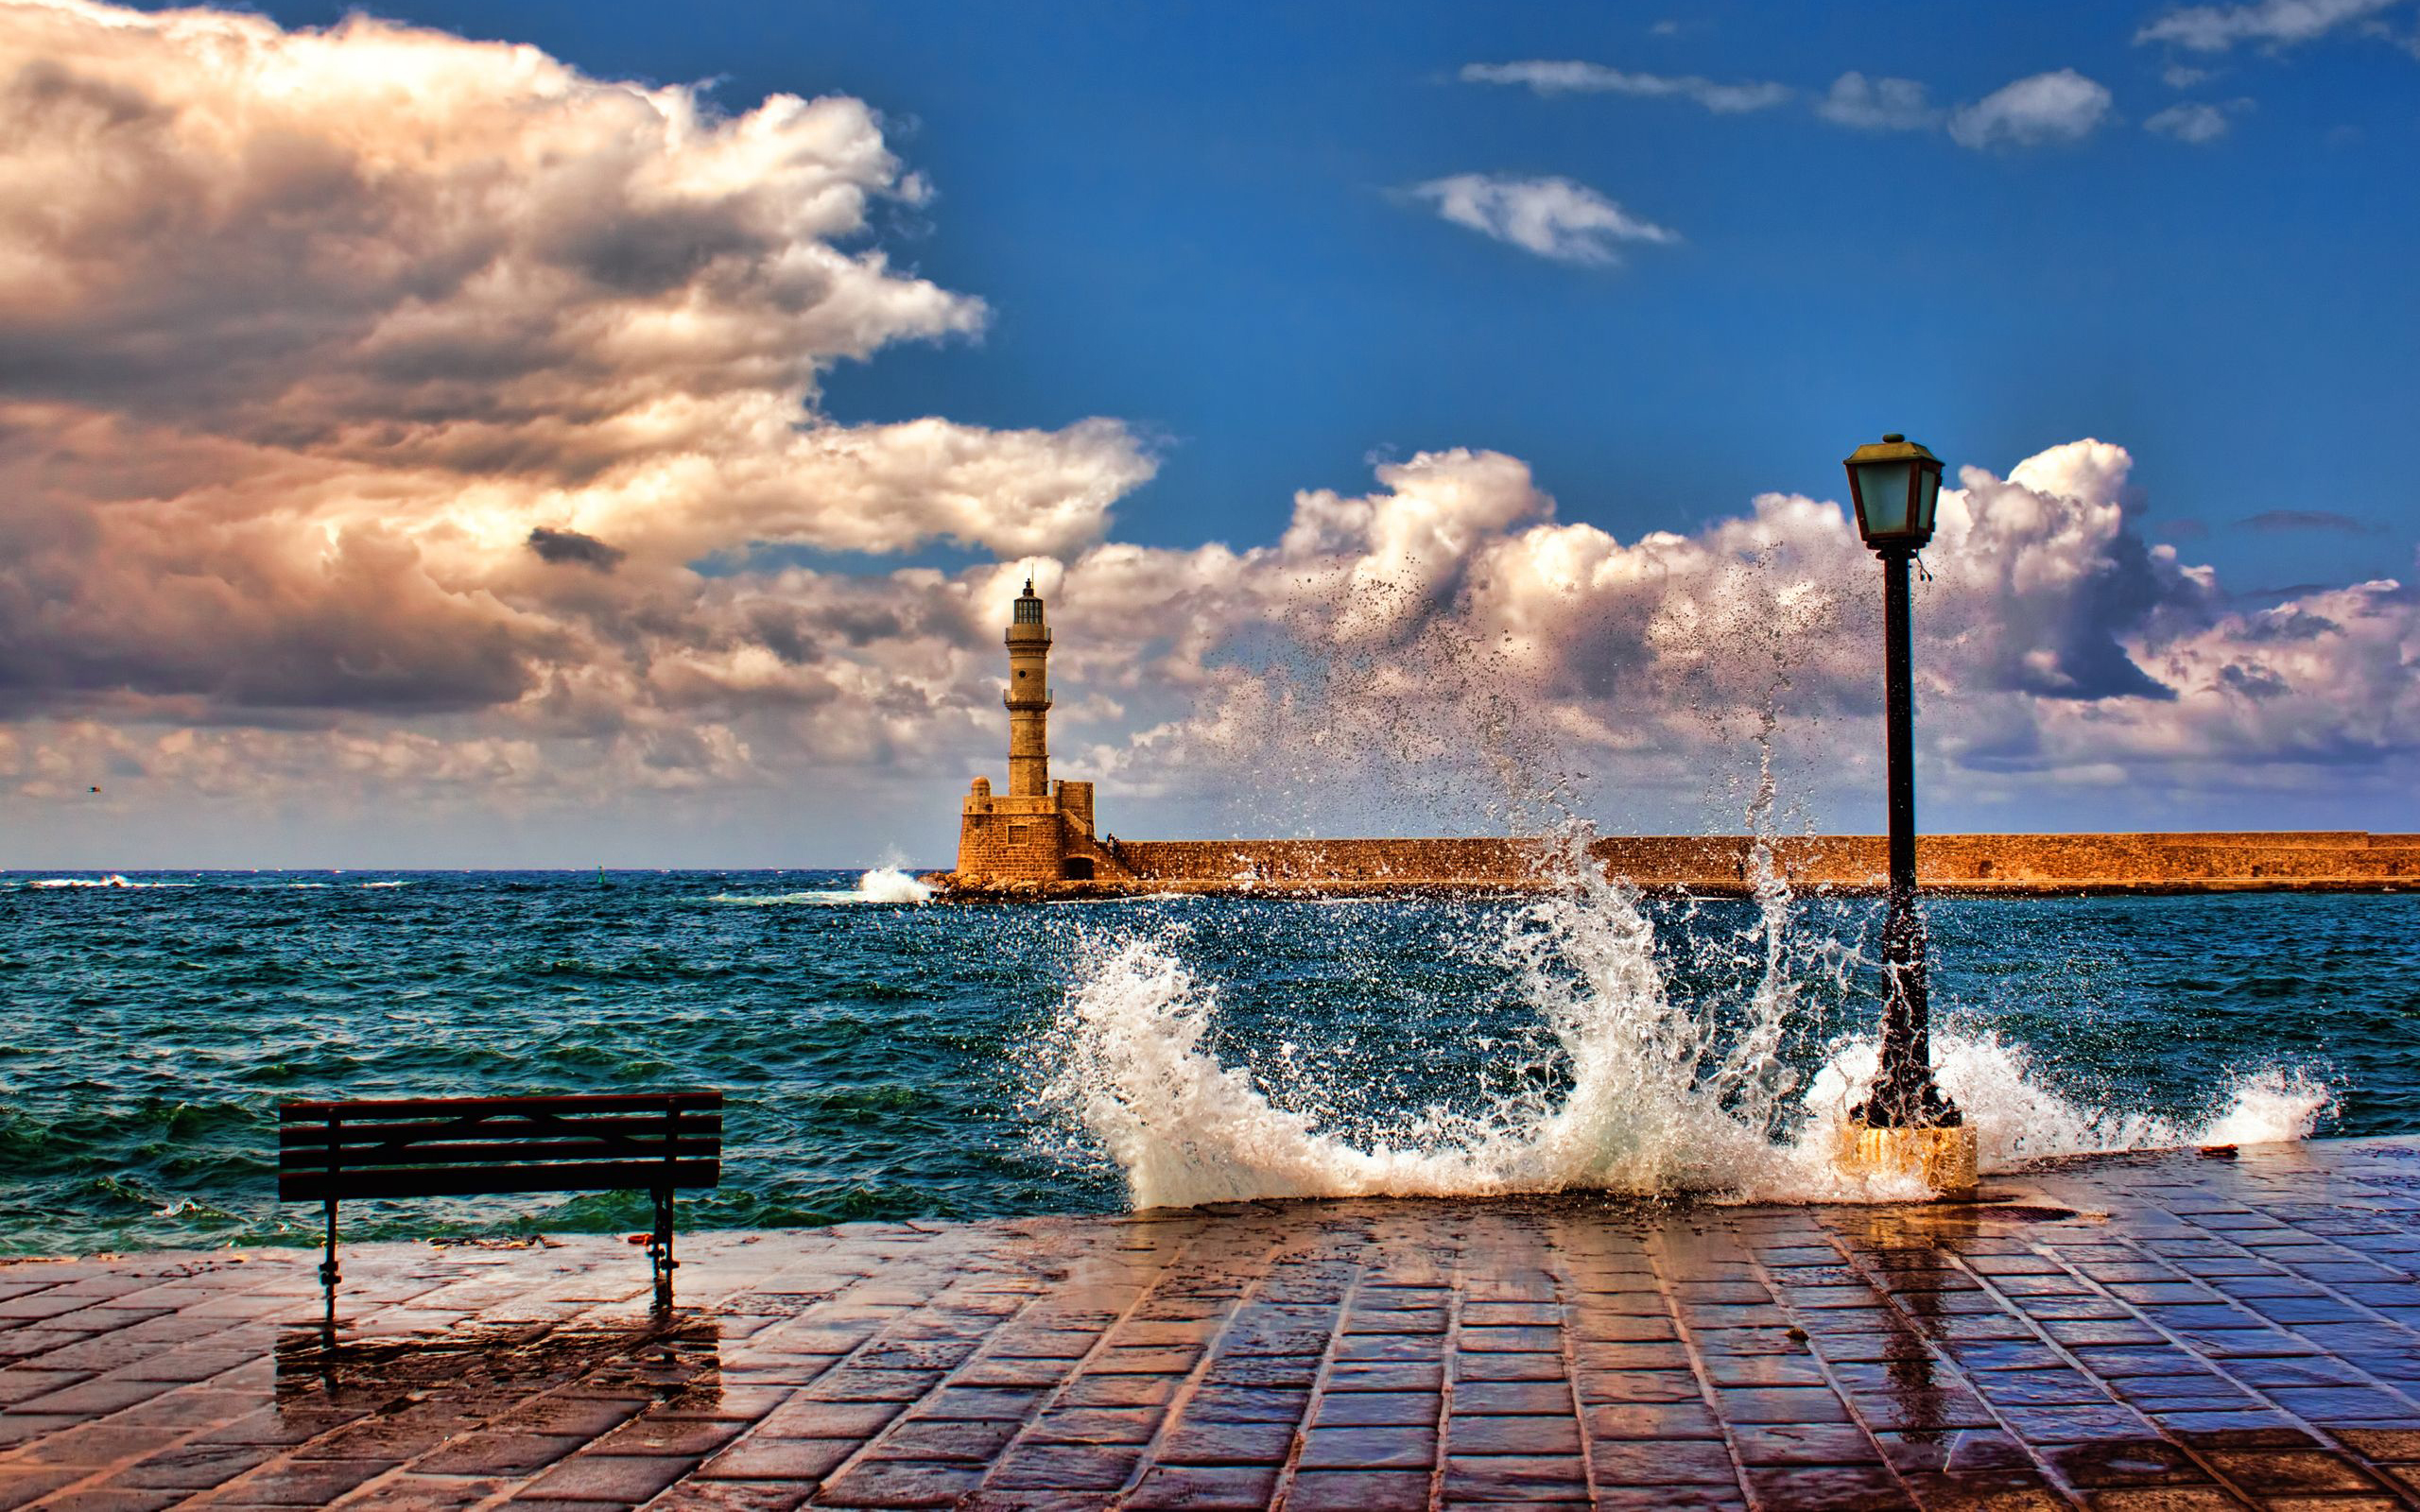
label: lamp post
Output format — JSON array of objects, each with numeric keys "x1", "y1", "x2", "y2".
[{"x1": 1840, "y1": 433, "x2": 1977, "y2": 1193}]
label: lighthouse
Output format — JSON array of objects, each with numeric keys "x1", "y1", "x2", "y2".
[
  {"x1": 953, "y1": 577, "x2": 1109, "y2": 884},
  {"x1": 1004, "y1": 579, "x2": 1051, "y2": 797}
]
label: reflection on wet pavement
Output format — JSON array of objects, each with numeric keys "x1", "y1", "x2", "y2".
[{"x1": 6, "y1": 1139, "x2": 2420, "y2": 1508}]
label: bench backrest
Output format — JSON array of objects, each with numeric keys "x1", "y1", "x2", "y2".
[{"x1": 279, "y1": 1091, "x2": 721, "y2": 1203}]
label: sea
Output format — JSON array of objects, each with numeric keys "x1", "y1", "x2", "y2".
[{"x1": 3, "y1": 863, "x2": 2414, "y2": 1256}]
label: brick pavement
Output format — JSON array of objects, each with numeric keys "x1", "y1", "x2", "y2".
[{"x1": 8, "y1": 1139, "x2": 2420, "y2": 1509}]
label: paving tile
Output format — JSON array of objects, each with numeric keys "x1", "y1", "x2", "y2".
[
  {"x1": 1314, "y1": 1390, "x2": 1440, "y2": 1426},
  {"x1": 1295, "y1": 1424, "x2": 1437, "y2": 1469},
  {"x1": 1588, "y1": 1438, "x2": 1741, "y2": 1486},
  {"x1": 812, "y1": 1458, "x2": 985, "y2": 1507},
  {"x1": 0, "y1": 1469, "x2": 83, "y2": 1508},
  {"x1": 588, "y1": 1413, "x2": 751, "y2": 1455},
  {"x1": 982, "y1": 1442, "x2": 1141, "y2": 1489},
  {"x1": 1182, "y1": 1385, "x2": 1307, "y2": 1423},
  {"x1": 1712, "y1": 1385, "x2": 1855, "y2": 1423},
  {"x1": 1442, "y1": 1452, "x2": 1587, "y2": 1498},
  {"x1": 643, "y1": 1481, "x2": 816, "y2": 1511},
  {"x1": 1729, "y1": 1422, "x2": 1887, "y2": 1466},
  {"x1": 328, "y1": 1472, "x2": 512, "y2": 1510},
  {"x1": 1154, "y1": 1417, "x2": 1296, "y2": 1464},
  {"x1": 415, "y1": 1430, "x2": 590, "y2": 1475},
  {"x1": 1326, "y1": 1360, "x2": 1444, "y2": 1392},
  {"x1": 2203, "y1": 1447, "x2": 2386, "y2": 1493},
  {"x1": 1587, "y1": 1487, "x2": 1745, "y2": 1511},
  {"x1": 1025, "y1": 1406, "x2": 1161, "y2": 1444},
  {"x1": 1452, "y1": 1351, "x2": 1565, "y2": 1383},
  {"x1": 1576, "y1": 1368, "x2": 1703, "y2": 1403},
  {"x1": 2044, "y1": 1438, "x2": 2211, "y2": 1488},
  {"x1": 1282, "y1": 1469, "x2": 1430, "y2": 1511},
  {"x1": 1446, "y1": 1412, "x2": 1582, "y2": 1454},
  {"x1": 693, "y1": 1434, "x2": 857, "y2": 1478},
  {"x1": 205, "y1": 1456, "x2": 396, "y2": 1505},
  {"x1": 754, "y1": 1400, "x2": 904, "y2": 1438},
  {"x1": 1453, "y1": 1379, "x2": 1570, "y2": 1415},
  {"x1": 1121, "y1": 1463, "x2": 1280, "y2": 1509},
  {"x1": 1737, "y1": 1461, "x2": 1917, "y2": 1509},
  {"x1": 1586, "y1": 1401, "x2": 1725, "y2": 1440},
  {"x1": 103, "y1": 1443, "x2": 278, "y2": 1491}
]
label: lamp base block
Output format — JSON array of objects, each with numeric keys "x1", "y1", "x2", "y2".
[{"x1": 1840, "y1": 1120, "x2": 1979, "y2": 1197}]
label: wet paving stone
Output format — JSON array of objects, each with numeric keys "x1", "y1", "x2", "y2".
[{"x1": 10, "y1": 1141, "x2": 2420, "y2": 1506}]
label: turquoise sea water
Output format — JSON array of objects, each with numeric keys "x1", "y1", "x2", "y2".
[{"x1": 2, "y1": 868, "x2": 2415, "y2": 1255}]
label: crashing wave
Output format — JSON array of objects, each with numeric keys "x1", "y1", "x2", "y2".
[{"x1": 1034, "y1": 836, "x2": 2328, "y2": 1208}]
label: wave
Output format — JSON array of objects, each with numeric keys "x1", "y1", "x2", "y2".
[
  {"x1": 710, "y1": 867, "x2": 934, "y2": 907},
  {"x1": 1033, "y1": 837, "x2": 2328, "y2": 1209},
  {"x1": 24, "y1": 874, "x2": 184, "y2": 889}
]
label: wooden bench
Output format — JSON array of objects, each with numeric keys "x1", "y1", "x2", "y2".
[{"x1": 279, "y1": 1091, "x2": 721, "y2": 1313}]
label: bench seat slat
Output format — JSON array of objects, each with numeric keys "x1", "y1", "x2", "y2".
[
  {"x1": 279, "y1": 1113, "x2": 720, "y2": 1148},
  {"x1": 281, "y1": 1159, "x2": 719, "y2": 1202},
  {"x1": 281, "y1": 1091, "x2": 720, "y2": 1120},
  {"x1": 278, "y1": 1137, "x2": 720, "y2": 1171}
]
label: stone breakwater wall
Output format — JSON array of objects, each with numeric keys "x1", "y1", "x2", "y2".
[{"x1": 933, "y1": 830, "x2": 2420, "y2": 898}]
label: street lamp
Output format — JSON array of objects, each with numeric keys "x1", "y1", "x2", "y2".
[{"x1": 1840, "y1": 433, "x2": 1977, "y2": 1194}]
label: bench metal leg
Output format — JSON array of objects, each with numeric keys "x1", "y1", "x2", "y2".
[
  {"x1": 320, "y1": 1198, "x2": 339, "y2": 1336},
  {"x1": 648, "y1": 1187, "x2": 675, "y2": 1312}
]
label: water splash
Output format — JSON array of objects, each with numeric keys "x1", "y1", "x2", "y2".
[
  {"x1": 709, "y1": 867, "x2": 933, "y2": 906},
  {"x1": 856, "y1": 866, "x2": 936, "y2": 904},
  {"x1": 1036, "y1": 840, "x2": 2330, "y2": 1209}
]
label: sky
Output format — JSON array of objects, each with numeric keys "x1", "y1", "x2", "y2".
[{"x1": 0, "y1": 0, "x2": 2415, "y2": 867}]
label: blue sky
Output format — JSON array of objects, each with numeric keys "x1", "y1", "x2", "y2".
[
  {"x1": 262, "y1": 0, "x2": 2417, "y2": 590},
  {"x1": 1, "y1": 0, "x2": 2415, "y2": 865}
]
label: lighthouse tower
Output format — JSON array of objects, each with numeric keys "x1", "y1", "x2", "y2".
[
  {"x1": 954, "y1": 578, "x2": 1109, "y2": 884},
  {"x1": 1004, "y1": 579, "x2": 1052, "y2": 797}
]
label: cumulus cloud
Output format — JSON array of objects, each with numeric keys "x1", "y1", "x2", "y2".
[
  {"x1": 2136, "y1": 0, "x2": 2408, "y2": 51},
  {"x1": 1046, "y1": 440, "x2": 2418, "y2": 836},
  {"x1": 1815, "y1": 73, "x2": 1943, "y2": 131},
  {"x1": 1947, "y1": 69, "x2": 2118, "y2": 150},
  {"x1": 1461, "y1": 60, "x2": 1792, "y2": 114},
  {"x1": 0, "y1": 0, "x2": 1153, "y2": 729},
  {"x1": 1407, "y1": 175, "x2": 1678, "y2": 266}
]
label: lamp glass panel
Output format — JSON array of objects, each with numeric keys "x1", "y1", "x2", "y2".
[
  {"x1": 1910, "y1": 464, "x2": 1942, "y2": 536},
  {"x1": 1853, "y1": 460, "x2": 1913, "y2": 541}
]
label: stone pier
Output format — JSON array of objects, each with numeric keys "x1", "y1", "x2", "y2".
[{"x1": 8, "y1": 1139, "x2": 2420, "y2": 1509}]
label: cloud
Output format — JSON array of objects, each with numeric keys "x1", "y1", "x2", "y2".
[
  {"x1": 2135, "y1": 0, "x2": 2408, "y2": 51},
  {"x1": 0, "y1": 0, "x2": 1154, "y2": 726},
  {"x1": 1406, "y1": 175, "x2": 1678, "y2": 266},
  {"x1": 1030, "y1": 439, "x2": 2416, "y2": 839},
  {"x1": 1814, "y1": 73, "x2": 1943, "y2": 131},
  {"x1": 2145, "y1": 100, "x2": 2241, "y2": 141},
  {"x1": 1081, "y1": 439, "x2": 2420, "y2": 836},
  {"x1": 2241, "y1": 509, "x2": 2388, "y2": 533},
  {"x1": 2163, "y1": 63, "x2": 2219, "y2": 85},
  {"x1": 4, "y1": 1, "x2": 2417, "y2": 857},
  {"x1": 1947, "y1": 69, "x2": 2118, "y2": 150},
  {"x1": 1461, "y1": 60, "x2": 1792, "y2": 114}
]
